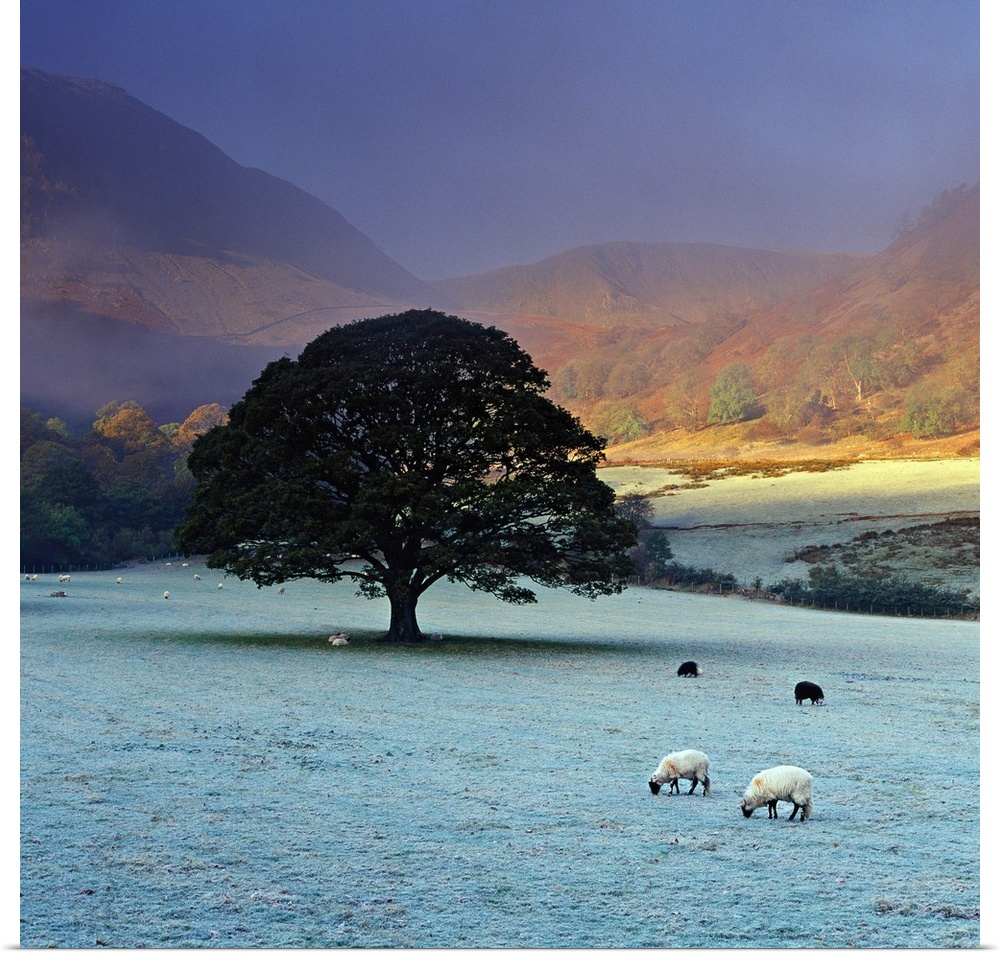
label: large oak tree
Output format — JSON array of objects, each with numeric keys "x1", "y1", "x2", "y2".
[{"x1": 177, "y1": 310, "x2": 636, "y2": 641}]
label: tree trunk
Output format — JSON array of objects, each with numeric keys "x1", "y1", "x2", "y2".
[{"x1": 384, "y1": 585, "x2": 423, "y2": 642}]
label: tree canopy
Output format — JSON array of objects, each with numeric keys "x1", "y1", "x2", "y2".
[
  {"x1": 707, "y1": 362, "x2": 757, "y2": 425},
  {"x1": 177, "y1": 310, "x2": 637, "y2": 641}
]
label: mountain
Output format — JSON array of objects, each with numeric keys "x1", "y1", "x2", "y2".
[
  {"x1": 432, "y1": 241, "x2": 868, "y2": 330},
  {"x1": 20, "y1": 68, "x2": 978, "y2": 458},
  {"x1": 591, "y1": 183, "x2": 980, "y2": 461},
  {"x1": 709, "y1": 184, "x2": 979, "y2": 368},
  {"x1": 21, "y1": 67, "x2": 451, "y2": 346}
]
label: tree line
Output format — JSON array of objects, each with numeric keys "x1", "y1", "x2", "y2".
[
  {"x1": 554, "y1": 330, "x2": 977, "y2": 447},
  {"x1": 20, "y1": 400, "x2": 227, "y2": 568}
]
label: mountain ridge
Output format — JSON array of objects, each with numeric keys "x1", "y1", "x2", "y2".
[
  {"x1": 21, "y1": 67, "x2": 450, "y2": 319},
  {"x1": 20, "y1": 68, "x2": 978, "y2": 459},
  {"x1": 432, "y1": 240, "x2": 869, "y2": 330}
]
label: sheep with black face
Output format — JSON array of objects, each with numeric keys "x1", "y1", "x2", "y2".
[
  {"x1": 648, "y1": 749, "x2": 712, "y2": 796},
  {"x1": 740, "y1": 765, "x2": 813, "y2": 821}
]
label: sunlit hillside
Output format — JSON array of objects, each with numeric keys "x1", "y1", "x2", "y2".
[
  {"x1": 20, "y1": 69, "x2": 978, "y2": 459},
  {"x1": 550, "y1": 185, "x2": 979, "y2": 459}
]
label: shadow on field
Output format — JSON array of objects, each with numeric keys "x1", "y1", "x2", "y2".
[{"x1": 145, "y1": 630, "x2": 662, "y2": 657}]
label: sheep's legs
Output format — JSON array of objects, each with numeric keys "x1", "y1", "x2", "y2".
[
  {"x1": 788, "y1": 803, "x2": 803, "y2": 821},
  {"x1": 687, "y1": 779, "x2": 698, "y2": 795},
  {"x1": 767, "y1": 800, "x2": 778, "y2": 818}
]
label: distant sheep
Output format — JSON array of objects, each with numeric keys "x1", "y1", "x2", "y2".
[
  {"x1": 740, "y1": 765, "x2": 813, "y2": 821},
  {"x1": 217, "y1": 583, "x2": 224, "y2": 589},
  {"x1": 795, "y1": 681, "x2": 825, "y2": 705},
  {"x1": 648, "y1": 749, "x2": 712, "y2": 796},
  {"x1": 677, "y1": 661, "x2": 701, "y2": 677},
  {"x1": 163, "y1": 591, "x2": 170, "y2": 599},
  {"x1": 328, "y1": 632, "x2": 350, "y2": 646},
  {"x1": 116, "y1": 577, "x2": 123, "y2": 585},
  {"x1": 193, "y1": 574, "x2": 201, "y2": 581},
  {"x1": 58, "y1": 574, "x2": 71, "y2": 583}
]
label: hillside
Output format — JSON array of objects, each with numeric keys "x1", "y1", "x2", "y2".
[
  {"x1": 432, "y1": 241, "x2": 868, "y2": 329},
  {"x1": 19, "y1": 69, "x2": 979, "y2": 459},
  {"x1": 548, "y1": 185, "x2": 979, "y2": 460},
  {"x1": 21, "y1": 67, "x2": 451, "y2": 343}
]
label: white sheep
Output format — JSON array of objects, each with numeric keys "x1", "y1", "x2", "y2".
[
  {"x1": 58, "y1": 574, "x2": 71, "y2": 583},
  {"x1": 163, "y1": 591, "x2": 170, "y2": 599},
  {"x1": 116, "y1": 577, "x2": 123, "y2": 584},
  {"x1": 648, "y1": 749, "x2": 712, "y2": 796},
  {"x1": 328, "y1": 632, "x2": 350, "y2": 647},
  {"x1": 740, "y1": 765, "x2": 813, "y2": 821},
  {"x1": 193, "y1": 574, "x2": 201, "y2": 580}
]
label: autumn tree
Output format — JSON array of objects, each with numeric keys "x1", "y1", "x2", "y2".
[
  {"x1": 175, "y1": 403, "x2": 229, "y2": 450},
  {"x1": 663, "y1": 371, "x2": 709, "y2": 430},
  {"x1": 177, "y1": 310, "x2": 637, "y2": 642},
  {"x1": 604, "y1": 361, "x2": 651, "y2": 399}
]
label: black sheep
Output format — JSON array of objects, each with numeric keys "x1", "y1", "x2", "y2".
[
  {"x1": 677, "y1": 661, "x2": 701, "y2": 678},
  {"x1": 794, "y1": 680, "x2": 825, "y2": 705}
]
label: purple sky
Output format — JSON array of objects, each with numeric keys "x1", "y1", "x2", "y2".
[{"x1": 20, "y1": 0, "x2": 980, "y2": 280}]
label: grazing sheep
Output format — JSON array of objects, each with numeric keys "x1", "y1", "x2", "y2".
[
  {"x1": 193, "y1": 574, "x2": 201, "y2": 581},
  {"x1": 116, "y1": 577, "x2": 123, "y2": 584},
  {"x1": 217, "y1": 583, "x2": 224, "y2": 589},
  {"x1": 795, "y1": 680, "x2": 825, "y2": 705},
  {"x1": 163, "y1": 591, "x2": 170, "y2": 599},
  {"x1": 278, "y1": 586, "x2": 285, "y2": 594},
  {"x1": 740, "y1": 765, "x2": 813, "y2": 821},
  {"x1": 648, "y1": 749, "x2": 712, "y2": 796},
  {"x1": 58, "y1": 574, "x2": 71, "y2": 583},
  {"x1": 328, "y1": 632, "x2": 350, "y2": 647},
  {"x1": 676, "y1": 661, "x2": 701, "y2": 677}
]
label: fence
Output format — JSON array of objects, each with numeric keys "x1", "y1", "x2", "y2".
[{"x1": 20, "y1": 555, "x2": 186, "y2": 576}]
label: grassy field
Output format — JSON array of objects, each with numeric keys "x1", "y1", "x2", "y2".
[
  {"x1": 600, "y1": 458, "x2": 980, "y2": 597},
  {"x1": 17, "y1": 458, "x2": 982, "y2": 947},
  {"x1": 19, "y1": 556, "x2": 981, "y2": 948}
]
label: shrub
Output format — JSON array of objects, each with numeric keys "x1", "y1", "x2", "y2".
[
  {"x1": 652, "y1": 562, "x2": 737, "y2": 590},
  {"x1": 902, "y1": 383, "x2": 969, "y2": 438},
  {"x1": 771, "y1": 565, "x2": 977, "y2": 617},
  {"x1": 707, "y1": 363, "x2": 757, "y2": 425}
]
